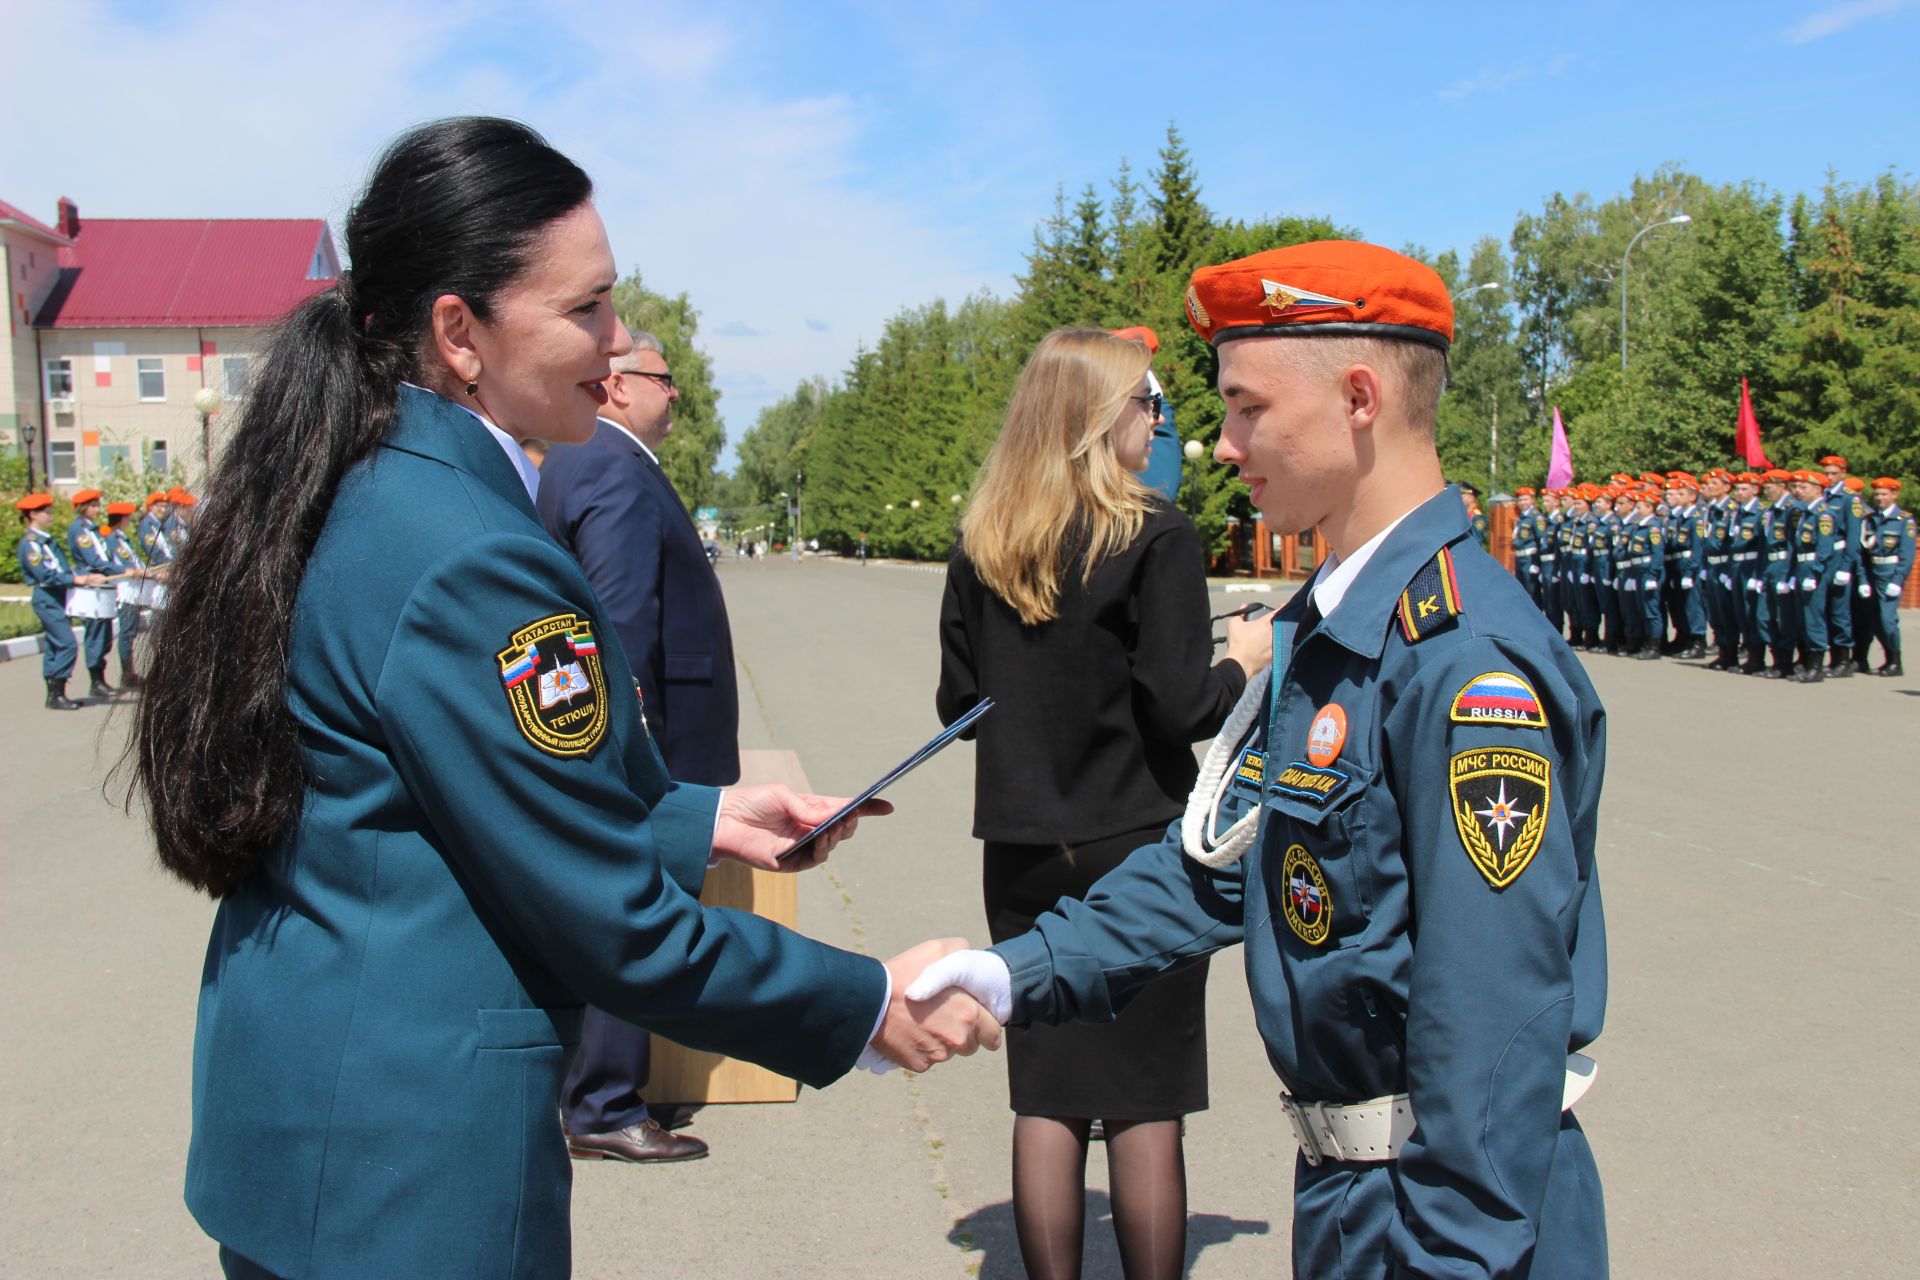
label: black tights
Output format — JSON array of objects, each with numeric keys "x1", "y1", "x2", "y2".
[{"x1": 1011, "y1": 1114, "x2": 1187, "y2": 1280}]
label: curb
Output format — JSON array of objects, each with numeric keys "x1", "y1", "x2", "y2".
[{"x1": 1, "y1": 634, "x2": 46, "y2": 663}]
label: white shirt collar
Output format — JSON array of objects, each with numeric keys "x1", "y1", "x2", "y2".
[
  {"x1": 597, "y1": 415, "x2": 658, "y2": 464},
  {"x1": 399, "y1": 381, "x2": 539, "y2": 502},
  {"x1": 1309, "y1": 504, "x2": 1421, "y2": 621}
]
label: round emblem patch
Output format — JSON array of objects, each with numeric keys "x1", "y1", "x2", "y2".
[
  {"x1": 1280, "y1": 843, "x2": 1333, "y2": 946},
  {"x1": 1306, "y1": 704, "x2": 1347, "y2": 767}
]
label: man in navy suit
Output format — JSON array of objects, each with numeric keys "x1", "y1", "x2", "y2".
[{"x1": 536, "y1": 331, "x2": 739, "y2": 1162}]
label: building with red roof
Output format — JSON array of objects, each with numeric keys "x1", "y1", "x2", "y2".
[{"x1": 5, "y1": 195, "x2": 337, "y2": 489}]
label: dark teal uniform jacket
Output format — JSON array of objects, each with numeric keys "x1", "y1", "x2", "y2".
[
  {"x1": 993, "y1": 489, "x2": 1608, "y2": 1277},
  {"x1": 187, "y1": 386, "x2": 885, "y2": 1278}
]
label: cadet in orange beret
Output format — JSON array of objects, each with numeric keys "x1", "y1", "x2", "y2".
[
  {"x1": 102, "y1": 501, "x2": 152, "y2": 686},
  {"x1": 1661, "y1": 473, "x2": 1707, "y2": 659},
  {"x1": 1816, "y1": 457, "x2": 1867, "y2": 672},
  {"x1": 1860, "y1": 478, "x2": 1914, "y2": 674},
  {"x1": 1725, "y1": 471, "x2": 1768, "y2": 670},
  {"x1": 62, "y1": 487, "x2": 121, "y2": 697},
  {"x1": 1110, "y1": 325, "x2": 1182, "y2": 502},
  {"x1": 917, "y1": 241, "x2": 1611, "y2": 1276},
  {"x1": 16, "y1": 494, "x2": 104, "y2": 708}
]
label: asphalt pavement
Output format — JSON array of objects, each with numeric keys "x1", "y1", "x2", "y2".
[{"x1": 2, "y1": 553, "x2": 1915, "y2": 1278}]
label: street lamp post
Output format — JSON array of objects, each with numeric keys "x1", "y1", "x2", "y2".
[
  {"x1": 21, "y1": 422, "x2": 37, "y2": 491},
  {"x1": 1620, "y1": 215, "x2": 1692, "y2": 371},
  {"x1": 1449, "y1": 283, "x2": 1506, "y2": 487},
  {"x1": 193, "y1": 385, "x2": 224, "y2": 479}
]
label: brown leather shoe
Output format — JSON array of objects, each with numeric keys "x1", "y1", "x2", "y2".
[{"x1": 567, "y1": 1118, "x2": 708, "y2": 1163}]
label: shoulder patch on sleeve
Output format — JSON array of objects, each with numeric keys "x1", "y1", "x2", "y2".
[
  {"x1": 1450, "y1": 671, "x2": 1547, "y2": 728},
  {"x1": 1449, "y1": 746, "x2": 1551, "y2": 888},
  {"x1": 1396, "y1": 546, "x2": 1463, "y2": 644},
  {"x1": 497, "y1": 612, "x2": 609, "y2": 758},
  {"x1": 1819, "y1": 515, "x2": 1834, "y2": 536},
  {"x1": 1649, "y1": 528, "x2": 1663, "y2": 545}
]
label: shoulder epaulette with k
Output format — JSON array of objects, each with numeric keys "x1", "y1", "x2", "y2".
[{"x1": 1396, "y1": 546, "x2": 1463, "y2": 644}]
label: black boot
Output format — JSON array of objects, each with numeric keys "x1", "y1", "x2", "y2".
[
  {"x1": 1681, "y1": 637, "x2": 1707, "y2": 659},
  {"x1": 1855, "y1": 647, "x2": 1874, "y2": 674},
  {"x1": 1793, "y1": 656, "x2": 1825, "y2": 683},
  {"x1": 1769, "y1": 646, "x2": 1795, "y2": 678},
  {"x1": 45, "y1": 679, "x2": 82, "y2": 710},
  {"x1": 1741, "y1": 649, "x2": 1768, "y2": 675},
  {"x1": 1879, "y1": 646, "x2": 1905, "y2": 677},
  {"x1": 1636, "y1": 641, "x2": 1662, "y2": 661},
  {"x1": 87, "y1": 665, "x2": 117, "y2": 699},
  {"x1": 1826, "y1": 646, "x2": 1853, "y2": 678}
]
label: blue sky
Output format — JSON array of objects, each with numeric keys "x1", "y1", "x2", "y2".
[{"x1": 5, "y1": 1, "x2": 1915, "y2": 466}]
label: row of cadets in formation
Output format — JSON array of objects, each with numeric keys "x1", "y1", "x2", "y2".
[
  {"x1": 12, "y1": 486, "x2": 196, "y2": 710},
  {"x1": 1507, "y1": 458, "x2": 1913, "y2": 680}
]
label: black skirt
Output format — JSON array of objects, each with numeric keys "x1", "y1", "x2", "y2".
[{"x1": 984, "y1": 823, "x2": 1210, "y2": 1120}]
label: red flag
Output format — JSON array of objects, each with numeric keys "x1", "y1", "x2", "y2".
[{"x1": 1734, "y1": 378, "x2": 1773, "y2": 469}]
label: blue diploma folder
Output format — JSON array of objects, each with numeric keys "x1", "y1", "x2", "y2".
[{"x1": 777, "y1": 697, "x2": 995, "y2": 861}]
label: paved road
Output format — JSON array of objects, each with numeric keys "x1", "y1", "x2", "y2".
[{"x1": 2, "y1": 554, "x2": 1915, "y2": 1277}]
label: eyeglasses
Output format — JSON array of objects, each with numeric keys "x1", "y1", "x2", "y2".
[
  {"x1": 615, "y1": 369, "x2": 675, "y2": 391},
  {"x1": 1129, "y1": 393, "x2": 1164, "y2": 418}
]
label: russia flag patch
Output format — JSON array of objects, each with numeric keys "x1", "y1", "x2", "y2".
[{"x1": 1448, "y1": 671, "x2": 1547, "y2": 728}]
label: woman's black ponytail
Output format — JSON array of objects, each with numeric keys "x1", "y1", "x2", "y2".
[{"x1": 130, "y1": 117, "x2": 592, "y2": 896}]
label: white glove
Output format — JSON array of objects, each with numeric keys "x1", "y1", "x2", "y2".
[
  {"x1": 1622, "y1": 580, "x2": 1636, "y2": 592},
  {"x1": 1835, "y1": 571, "x2": 1851, "y2": 585},
  {"x1": 1580, "y1": 573, "x2": 1591, "y2": 584},
  {"x1": 1889, "y1": 584, "x2": 1904, "y2": 599},
  {"x1": 1746, "y1": 579, "x2": 1762, "y2": 593},
  {"x1": 1681, "y1": 576, "x2": 1694, "y2": 589},
  {"x1": 904, "y1": 949, "x2": 1013, "y2": 1025},
  {"x1": 1859, "y1": 582, "x2": 1874, "y2": 598},
  {"x1": 1775, "y1": 581, "x2": 1793, "y2": 595},
  {"x1": 1801, "y1": 577, "x2": 1818, "y2": 592},
  {"x1": 1645, "y1": 579, "x2": 1660, "y2": 592},
  {"x1": 1719, "y1": 575, "x2": 1733, "y2": 589}
]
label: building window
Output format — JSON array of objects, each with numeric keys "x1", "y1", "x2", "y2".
[
  {"x1": 100, "y1": 444, "x2": 131, "y2": 471},
  {"x1": 138, "y1": 357, "x2": 167, "y2": 402},
  {"x1": 149, "y1": 440, "x2": 170, "y2": 473},
  {"x1": 44, "y1": 358, "x2": 73, "y2": 400},
  {"x1": 222, "y1": 356, "x2": 251, "y2": 399},
  {"x1": 50, "y1": 441, "x2": 77, "y2": 482}
]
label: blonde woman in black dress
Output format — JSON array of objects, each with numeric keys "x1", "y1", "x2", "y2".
[{"x1": 937, "y1": 328, "x2": 1270, "y2": 1280}]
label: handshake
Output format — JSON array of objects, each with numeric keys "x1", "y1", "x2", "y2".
[{"x1": 863, "y1": 940, "x2": 1011, "y2": 1074}]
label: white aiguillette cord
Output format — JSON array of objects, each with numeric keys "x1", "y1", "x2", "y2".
[{"x1": 1181, "y1": 665, "x2": 1271, "y2": 869}]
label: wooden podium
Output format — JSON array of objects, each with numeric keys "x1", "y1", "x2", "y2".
[{"x1": 645, "y1": 749, "x2": 806, "y2": 1105}]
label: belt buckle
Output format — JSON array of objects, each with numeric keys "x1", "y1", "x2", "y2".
[{"x1": 1279, "y1": 1094, "x2": 1343, "y2": 1166}]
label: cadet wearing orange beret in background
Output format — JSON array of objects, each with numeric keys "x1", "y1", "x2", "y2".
[{"x1": 913, "y1": 240, "x2": 1611, "y2": 1277}]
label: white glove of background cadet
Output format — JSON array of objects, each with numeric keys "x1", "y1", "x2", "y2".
[
  {"x1": 1747, "y1": 578, "x2": 1763, "y2": 593},
  {"x1": 1835, "y1": 571, "x2": 1851, "y2": 585},
  {"x1": 904, "y1": 949, "x2": 1013, "y2": 1025},
  {"x1": 1859, "y1": 582, "x2": 1874, "y2": 598},
  {"x1": 1801, "y1": 577, "x2": 1818, "y2": 592},
  {"x1": 1889, "y1": 583, "x2": 1904, "y2": 599},
  {"x1": 1775, "y1": 581, "x2": 1793, "y2": 595},
  {"x1": 1681, "y1": 576, "x2": 1694, "y2": 589}
]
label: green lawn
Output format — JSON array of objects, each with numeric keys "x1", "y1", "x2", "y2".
[{"x1": 0, "y1": 601, "x2": 42, "y2": 642}]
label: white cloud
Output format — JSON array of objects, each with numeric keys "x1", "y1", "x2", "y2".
[
  {"x1": 1437, "y1": 52, "x2": 1574, "y2": 102},
  {"x1": 1784, "y1": 0, "x2": 1920, "y2": 43},
  {"x1": 0, "y1": 0, "x2": 1001, "y2": 464}
]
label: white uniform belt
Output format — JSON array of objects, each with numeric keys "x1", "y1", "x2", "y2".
[
  {"x1": 1280, "y1": 1054, "x2": 1597, "y2": 1166},
  {"x1": 1794, "y1": 553, "x2": 1818, "y2": 563},
  {"x1": 1733, "y1": 551, "x2": 1760, "y2": 561},
  {"x1": 1768, "y1": 551, "x2": 1789, "y2": 561},
  {"x1": 1870, "y1": 554, "x2": 1900, "y2": 565}
]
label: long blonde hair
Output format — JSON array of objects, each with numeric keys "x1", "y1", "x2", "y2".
[{"x1": 960, "y1": 328, "x2": 1153, "y2": 624}]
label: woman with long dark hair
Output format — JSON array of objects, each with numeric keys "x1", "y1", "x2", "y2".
[
  {"x1": 936, "y1": 329, "x2": 1270, "y2": 1280},
  {"x1": 132, "y1": 117, "x2": 993, "y2": 1279}
]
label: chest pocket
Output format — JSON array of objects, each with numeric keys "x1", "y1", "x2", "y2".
[{"x1": 1260, "y1": 762, "x2": 1376, "y2": 952}]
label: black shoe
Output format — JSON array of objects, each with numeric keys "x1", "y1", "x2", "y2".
[
  {"x1": 1681, "y1": 641, "x2": 1706, "y2": 659},
  {"x1": 1827, "y1": 646, "x2": 1849, "y2": 671},
  {"x1": 1827, "y1": 659, "x2": 1853, "y2": 678},
  {"x1": 1636, "y1": 643, "x2": 1662, "y2": 660},
  {"x1": 1792, "y1": 662, "x2": 1825, "y2": 684},
  {"x1": 45, "y1": 679, "x2": 82, "y2": 710},
  {"x1": 87, "y1": 667, "x2": 117, "y2": 699},
  {"x1": 1878, "y1": 650, "x2": 1904, "y2": 677},
  {"x1": 1741, "y1": 656, "x2": 1767, "y2": 675}
]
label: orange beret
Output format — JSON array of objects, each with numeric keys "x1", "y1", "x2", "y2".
[
  {"x1": 1109, "y1": 325, "x2": 1160, "y2": 355},
  {"x1": 1735, "y1": 472, "x2": 1759, "y2": 484},
  {"x1": 105, "y1": 501, "x2": 136, "y2": 516},
  {"x1": 1667, "y1": 475, "x2": 1698, "y2": 491},
  {"x1": 1185, "y1": 240, "x2": 1452, "y2": 351},
  {"x1": 1871, "y1": 477, "x2": 1900, "y2": 491},
  {"x1": 1763, "y1": 469, "x2": 1792, "y2": 482},
  {"x1": 71, "y1": 487, "x2": 102, "y2": 504},
  {"x1": 15, "y1": 493, "x2": 54, "y2": 512},
  {"x1": 166, "y1": 487, "x2": 198, "y2": 505},
  {"x1": 145, "y1": 490, "x2": 169, "y2": 506},
  {"x1": 1610, "y1": 473, "x2": 1634, "y2": 485},
  {"x1": 1515, "y1": 486, "x2": 1535, "y2": 496},
  {"x1": 1820, "y1": 455, "x2": 1847, "y2": 468},
  {"x1": 1796, "y1": 469, "x2": 1824, "y2": 483},
  {"x1": 1707, "y1": 468, "x2": 1733, "y2": 482},
  {"x1": 1843, "y1": 476, "x2": 1865, "y2": 493}
]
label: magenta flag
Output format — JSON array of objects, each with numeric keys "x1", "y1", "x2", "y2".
[{"x1": 1546, "y1": 406, "x2": 1574, "y2": 489}]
